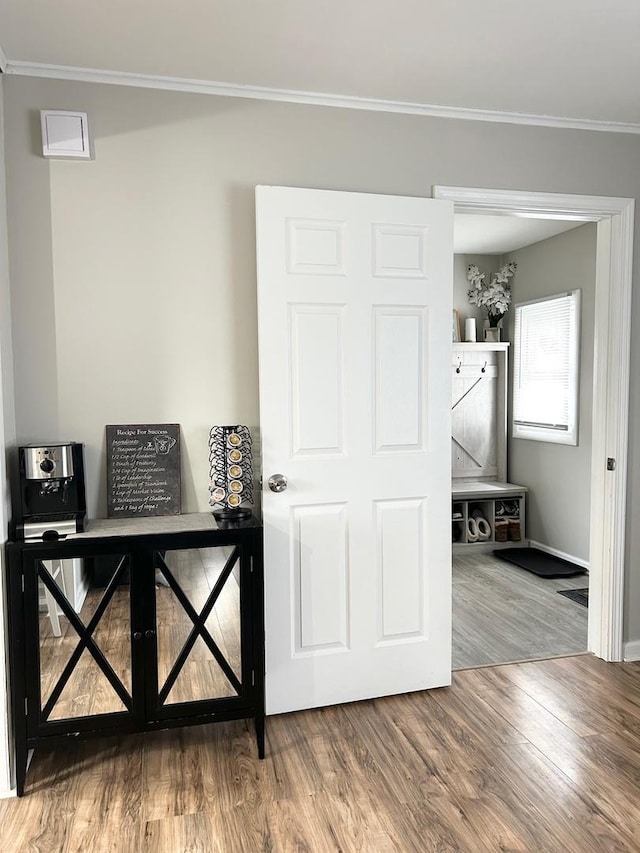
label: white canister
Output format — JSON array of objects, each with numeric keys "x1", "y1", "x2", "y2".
[{"x1": 464, "y1": 318, "x2": 477, "y2": 342}]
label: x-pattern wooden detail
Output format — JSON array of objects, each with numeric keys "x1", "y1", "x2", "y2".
[
  {"x1": 452, "y1": 375, "x2": 488, "y2": 469},
  {"x1": 37, "y1": 556, "x2": 133, "y2": 720},
  {"x1": 452, "y1": 363, "x2": 498, "y2": 477},
  {"x1": 155, "y1": 546, "x2": 242, "y2": 704}
]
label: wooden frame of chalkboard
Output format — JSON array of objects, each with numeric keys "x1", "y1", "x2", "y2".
[{"x1": 106, "y1": 424, "x2": 181, "y2": 518}]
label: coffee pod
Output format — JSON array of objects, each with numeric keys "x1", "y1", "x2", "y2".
[
  {"x1": 227, "y1": 432, "x2": 241, "y2": 448},
  {"x1": 227, "y1": 493, "x2": 241, "y2": 508},
  {"x1": 228, "y1": 449, "x2": 242, "y2": 463},
  {"x1": 210, "y1": 486, "x2": 226, "y2": 503},
  {"x1": 228, "y1": 464, "x2": 242, "y2": 479},
  {"x1": 229, "y1": 480, "x2": 243, "y2": 494}
]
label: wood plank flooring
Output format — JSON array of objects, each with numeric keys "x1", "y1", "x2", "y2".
[
  {"x1": 453, "y1": 551, "x2": 588, "y2": 669},
  {"x1": 2, "y1": 655, "x2": 640, "y2": 851}
]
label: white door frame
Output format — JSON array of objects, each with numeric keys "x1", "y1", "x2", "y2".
[{"x1": 433, "y1": 185, "x2": 634, "y2": 662}]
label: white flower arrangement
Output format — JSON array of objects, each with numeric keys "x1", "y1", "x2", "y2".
[{"x1": 467, "y1": 261, "x2": 517, "y2": 326}]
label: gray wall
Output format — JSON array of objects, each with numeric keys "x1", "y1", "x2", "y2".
[
  {"x1": 0, "y1": 75, "x2": 17, "y2": 795},
  {"x1": 507, "y1": 224, "x2": 596, "y2": 562},
  {"x1": 453, "y1": 254, "x2": 500, "y2": 339},
  {"x1": 3, "y1": 75, "x2": 640, "y2": 643}
]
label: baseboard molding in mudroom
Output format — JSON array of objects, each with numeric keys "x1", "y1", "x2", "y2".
[
  {"x1": 528, "y1": 540, "x2": 590, "y2": 572},
  {"x1": 623, "y1": 640, "x2": 640, "y2": 662}
]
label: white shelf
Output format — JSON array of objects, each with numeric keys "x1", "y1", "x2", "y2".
[
  {"x1": 452, "y1": 483, "x2": 527, "y2": 551},
  {"x1": 452, "y1": 340, "x2": 529, "y2": 551},
  {"x1": 452, "y1": 480, "x2": 528, "y2": 500},
  {"x1": 452, "y1": 342, "x2": 510, "y2": 352}
]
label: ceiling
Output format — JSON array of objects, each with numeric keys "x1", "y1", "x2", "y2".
[
  {"x1": 453, "y1": 215, "x2": 583, "y2": 255},
  {"x1": 1, "y1": 1, "x2": 640, "y2": 129}
]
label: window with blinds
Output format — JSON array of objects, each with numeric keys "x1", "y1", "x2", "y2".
[{"x1": 512, "y1": 290, "x2": 580, "y2": 445}]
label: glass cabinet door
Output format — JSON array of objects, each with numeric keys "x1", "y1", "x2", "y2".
[
  {"x1": 33, "y1": 551, "x2": 134, "y2": 724},
  {"x1": 152, "y1": 545, "x2": 244, "y2": 711}
]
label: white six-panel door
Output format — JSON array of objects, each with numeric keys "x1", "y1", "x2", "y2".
[{"x1": 256, "y1": 186, "x2": 454, "y2": 714}]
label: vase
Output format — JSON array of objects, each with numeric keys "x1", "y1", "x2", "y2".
[{"x1": 484, "y1": 326, "x2": 501, "y2": 343}]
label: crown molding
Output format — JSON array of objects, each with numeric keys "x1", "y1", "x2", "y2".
[
  {"x1": 5, "y1": 60, "x2": 640, "y2": 135},
  {"x1": 0, "y1": 45, "x2": 7, "y2": 74}
]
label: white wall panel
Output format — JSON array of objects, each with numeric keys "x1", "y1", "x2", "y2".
[
  {"x1": 374, "y1": 307, "x2": 426, "y2": 452},
  {"x1": 375, "y1": 498, "x2": 426, "y2": 641},
  {"x1": 289, "y1": 305, "x2": 344, "y2": 455},
  {"x1": 293, "y1": 504, "x2": 349, "y2": 653}
]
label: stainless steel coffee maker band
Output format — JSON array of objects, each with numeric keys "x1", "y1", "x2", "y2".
[{"x1": 23, "y1": 445, "x2": 74, "y2": 480}]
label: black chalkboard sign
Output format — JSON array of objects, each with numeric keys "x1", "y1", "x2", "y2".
[{"x1": 106, "y1": 424, "x2": 181, "y2": 518}]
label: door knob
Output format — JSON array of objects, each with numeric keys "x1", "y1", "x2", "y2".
[{"x1": 268, "y1": 473, "x2": 288, "y2": 493}]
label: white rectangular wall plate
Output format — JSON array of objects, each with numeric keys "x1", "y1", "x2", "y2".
[{"x1": 40, "y1": 110, "x2": 91, "y2": 159}]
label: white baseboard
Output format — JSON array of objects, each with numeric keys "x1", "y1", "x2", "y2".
[
  {"x1": 0, "y1": 785, "x2": 16, "y2": 799},
  {"x1": 452, "y1": 540, "x2": 529, "y2": 555},
  {"x1": 528, "y1": 540, "x2": 590, "y2": 572},
  {"x1": 623, "y1": 640, "x2": 640, "y2": 662}
]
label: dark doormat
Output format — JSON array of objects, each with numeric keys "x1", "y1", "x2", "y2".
[
  {"x1": 557, "y1": 588, "x2": 589, "y2": 608},
  {"x1": 493, "y1": 547, "x2": 585, "y2": 578}
]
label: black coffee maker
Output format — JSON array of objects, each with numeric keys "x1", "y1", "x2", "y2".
[{"x1": 13, "y1": 443, "x2": 87, "y2": 540}]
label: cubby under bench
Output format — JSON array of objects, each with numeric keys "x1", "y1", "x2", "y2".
[{"x1": 452, "y1": 481, "x2": 528, "y2": 552}]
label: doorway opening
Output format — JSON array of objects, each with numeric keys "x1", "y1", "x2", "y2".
[
  {"x1": 451, "y1": 215, "x2": 592, "y2": 667},
  {"x1": 435, "y1": 185, "x2": 634, "y2": 666}
]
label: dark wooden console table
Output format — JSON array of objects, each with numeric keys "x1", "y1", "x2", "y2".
[{"x1": 5, "y1": 512, "x2": 264, "y2": 796}]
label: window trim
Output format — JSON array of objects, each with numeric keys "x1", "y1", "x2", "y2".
[{"x1": 512, "y1": 290, "x2": 581, "y2": 446}]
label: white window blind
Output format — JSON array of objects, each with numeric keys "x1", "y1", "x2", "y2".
[{"x1": 513, "y1": 291, "x2": 580, "y2": 445}]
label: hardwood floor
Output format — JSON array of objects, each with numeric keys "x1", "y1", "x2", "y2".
[
  {"x1": 2, "y1": 655, "x2": 640, "y2": 851},
  {"x1": 453, "y1": 551, "x2": 588, "y2": 669}
]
